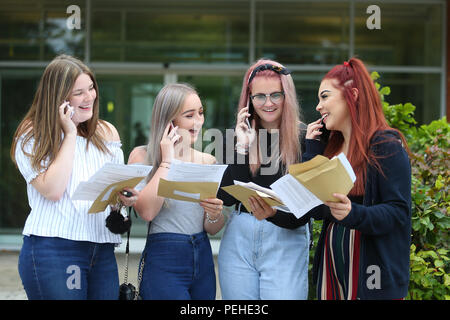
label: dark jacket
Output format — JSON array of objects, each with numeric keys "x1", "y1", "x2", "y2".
[{"x1": 303, "y1": 130, "x2": 412, "y2": 299}]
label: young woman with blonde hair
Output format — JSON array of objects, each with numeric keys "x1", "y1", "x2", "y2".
[
  {"x1": 11, "y1": 54, "x2": 138, "y2": 299},
  {"x1": 132, "y1": 83, "x2": 224, "y2": 300},
  {"x1": 217, "y1": 59, "x2": 311, "y2": 300}
]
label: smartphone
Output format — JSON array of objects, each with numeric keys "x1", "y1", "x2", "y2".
[
  {"x1": 169, "y1": 120, "x2": 182, "y2": 144},
  {"x1": 64, "y1": 103, "x2": 75, "y2": 119},
  {"x1": 246, "y1": 100, "x2": 254, "y2": 129},
  {"x1": 319, "y1": 116, "x2": 331, "y2": 144}
]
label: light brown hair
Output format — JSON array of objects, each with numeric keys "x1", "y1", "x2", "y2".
[{"x1": 11, "y1": 54, "x2": 110, "y2": 171}]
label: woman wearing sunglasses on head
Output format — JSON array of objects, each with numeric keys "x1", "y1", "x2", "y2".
[
  {"x1": 303, "y1": 58, "x2": 411, "y2": 300},
  {"x1": 217, "y1": 59, "x2": 311, "y2": 300}
]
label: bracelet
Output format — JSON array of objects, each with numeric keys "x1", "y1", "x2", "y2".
[
  {"x1": 206, "y1": 212, "x2": 220, "y2": 224},
  {"x1": 235, "y1": 142, "x2": 249, "y2": 155},
  {"x1": 161, "y1": 161, "x2": 171, "y2": 165},
  {"x1": 159, "y1": 164, "x2": 170, "y2": 169}
]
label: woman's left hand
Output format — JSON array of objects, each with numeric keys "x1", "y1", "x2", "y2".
[
  {"x1": 248, "y1": 196, "x2": 276, "y2": 220},
  {"x1": 118, "y1": 188, "x2": 140, "y2": 207},
  {"x1": 325, "y1": 193, "x2": 352, "y2": 221},
  {"x1": 200, "y1": 198, "x2": 223, "y2": 220}
]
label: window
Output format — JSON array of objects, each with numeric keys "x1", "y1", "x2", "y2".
[
  {"x1": 91, "y1": 0, "x2": 250, "y2": 63},
  {"x1": 0, "y1": 0, "x2": 85, "y2": 61}
]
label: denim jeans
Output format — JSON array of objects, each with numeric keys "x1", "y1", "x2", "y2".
[
  {"x1": 18, "y1": 235, "x2": 119, "y2": 300},
  {"x1": 218, "y1": 210, "x2": 309, "y2": 300},
  {"x1": 139, "y1": 231, "x2": 216, "y2": 300}
]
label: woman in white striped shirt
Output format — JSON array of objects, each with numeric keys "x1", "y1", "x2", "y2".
[{"x1": 10, "y1": 54, "x2": 138, "y2": 300}]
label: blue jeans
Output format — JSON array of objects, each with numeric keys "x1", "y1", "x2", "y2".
[
  {"x1": 139, "y1": 231, "x2": 216, "y2": 300},
  {"x1": 18, "y1": 235, "x2": 119, "y2": 300},
  {"x1": 218, "y1": 210, "x2": 310, "y2": 300}
]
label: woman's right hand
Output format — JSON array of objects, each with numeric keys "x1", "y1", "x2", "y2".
[
  {"x1": 160, "y1": 122, "x2": 181, "y2": 163},
  {"x1": 306, "y1": 117, "x2": 323, "y2": 140},
  {"x1": 235, "y1": 106, "x2": 256, "y2": 146},
  {"x1": 59, "y1": 101, "x2": 77, "y2": 136}
]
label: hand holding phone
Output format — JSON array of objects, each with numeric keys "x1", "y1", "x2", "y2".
[
  {"x1": 235, "y1": 104, "x2": 256, "y2": 147},
  {"x1": 319, "y1": 115, "x2": 331, "y2": 144},
  {"x1": 64, "y1": 101, "x2": 74, "y2": 119}
]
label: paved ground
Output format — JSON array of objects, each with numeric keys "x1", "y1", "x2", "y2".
[{"x1": 0, "y1": 250, "x2": 221, "y2": 300}]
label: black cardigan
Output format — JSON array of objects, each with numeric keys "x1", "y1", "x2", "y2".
[
  {"x1": 303, "y1": 130, "x2": 412, "y2": 299},
  {"x1": 217, "y1": 128, "x2": 309, "y2": 229}
]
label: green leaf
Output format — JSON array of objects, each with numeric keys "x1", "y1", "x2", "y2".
[{"x1": 434, "y1": 260, "x2": 444, "y2": 268}]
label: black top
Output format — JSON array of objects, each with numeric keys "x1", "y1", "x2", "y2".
[{"x1": 217, "y1": 127, "x2": 310, "y2": 229}]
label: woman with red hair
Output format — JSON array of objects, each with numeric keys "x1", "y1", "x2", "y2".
[{"x1": 304, "y1": 58, "x2": 412, "y2": 299}]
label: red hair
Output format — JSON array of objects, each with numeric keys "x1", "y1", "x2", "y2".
[{"x1": 322, "y1": 57, "x2": 408, "y2": 195}]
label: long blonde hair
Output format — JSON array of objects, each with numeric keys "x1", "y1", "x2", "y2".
[
  {"x1": 145, "y1": 83, "x2": 197, "y2": 181},
  {"x1": 238, "y1": 59, "x2": 302, "y2": 176},
  {"x1": 10, "y1": 54, "x2": 110, "y2": 171}
]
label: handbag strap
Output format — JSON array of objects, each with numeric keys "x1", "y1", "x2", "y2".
[
  {"x1": 121, "y1": 207, "x2": 151, "y2": 299},
  {"x1": 123, "y1": 222, "x2": 131, "y2": 284}
]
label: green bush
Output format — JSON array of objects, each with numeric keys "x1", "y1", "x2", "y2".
[{"x1": 375, "y1": 72, "x2": 449, "y2": 299}]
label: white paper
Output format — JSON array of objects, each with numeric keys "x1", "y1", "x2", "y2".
[
  {"x1": 270, "y1": 174, "x2": 323, "y2": 219},
  {"x1": 233, "y1": 180, "x2": 283, "y2": 203},
  {"x1": 334, "y1": 153, "x2": 356, "y2": 182},
  {"x1": 71, "y1": 163, "x2": 152, "y2": 201},
  {"x1": 167, "y1": 159, "x2": 228, "y2": 187}
]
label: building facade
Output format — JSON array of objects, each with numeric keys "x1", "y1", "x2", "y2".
[{"x1": 0, "y1": 0, "x2": 448, "y2": 237}]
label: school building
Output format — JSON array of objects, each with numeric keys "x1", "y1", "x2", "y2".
[{"x1": 0, "y1": 0, "x2": 448, "y2": 244}]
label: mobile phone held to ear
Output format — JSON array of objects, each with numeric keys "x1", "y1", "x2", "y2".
[
  {"x1": 64, "y1": 102, "x2": 74, "y2": 119},
  {"x1": 319, "y1": 116, "x2": 330, "y2": 144},
  {"x1": 169, "y1": 120, "x2": 182, "y2": 144},
  {"x1": 246, "y1": 101, "x2": 254, "y2": 129}
]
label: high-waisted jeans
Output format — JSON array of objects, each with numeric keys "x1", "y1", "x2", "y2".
[
  {"x1": 139, "y1": 231, "x2": 216, "y2": 300},
  {"x1": 18, "y1": 235, "x2": 119, "y2": 300},
  {"x1": 218, "y1": 209, "x2": 310, "y2": 300}
]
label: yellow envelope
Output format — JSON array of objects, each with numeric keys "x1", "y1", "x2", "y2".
[
  {"x1": 88, "y1": 177, "x2": 144, "y2": 213},
  {"x1": 221, "y1": 185, "x2": 284, "y2": 213},
  {"x1": 157, "y1": 178, "x2": 219, "y2": 203},
  {"x1": 288, "y1": 155, "x2": 329, "y2": 176},
  {"x1": 289, "y1": 156, "x2": 354, "y2": 202}
]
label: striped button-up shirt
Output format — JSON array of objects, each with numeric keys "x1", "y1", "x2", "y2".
[{"x1": 15, "y1": 135, "x2": 124, "y2": 244}]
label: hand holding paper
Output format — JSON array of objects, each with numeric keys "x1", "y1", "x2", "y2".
[
  {"x1": 221, "y1": 180, "x2": 286, "y2": 214},
  {"x1": 324, "y1": 193, "x2": 353, "y2": 221},
  {"x1": 221, "y1": 153, "x2": 356, "y2": 219},
  {"x1": 72, "y1": 163, "x2": 152, "y2": 213},
  {"x1": 270, "y1": 152, "x2": 356, "y2": 218},
  {"x1": 157, "y1": 159, "x2": 228, "y2": 202}
]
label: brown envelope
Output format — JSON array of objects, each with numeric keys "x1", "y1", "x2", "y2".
[
  {"x1": 288, "y1": 155, "x2": 329, "y2": 176},
  {"x1": 221, "y1": 185, "x2": 284, "y2": 213},
  {"x1": 157, "y1": 178, "x2": 219, "y2": 203},
  {"x1": 289, "y1": 156, "x2": 354, "y2": 202},
  {"x1": 88, "y1": 176, "x2": 144, "y2": 213}
]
